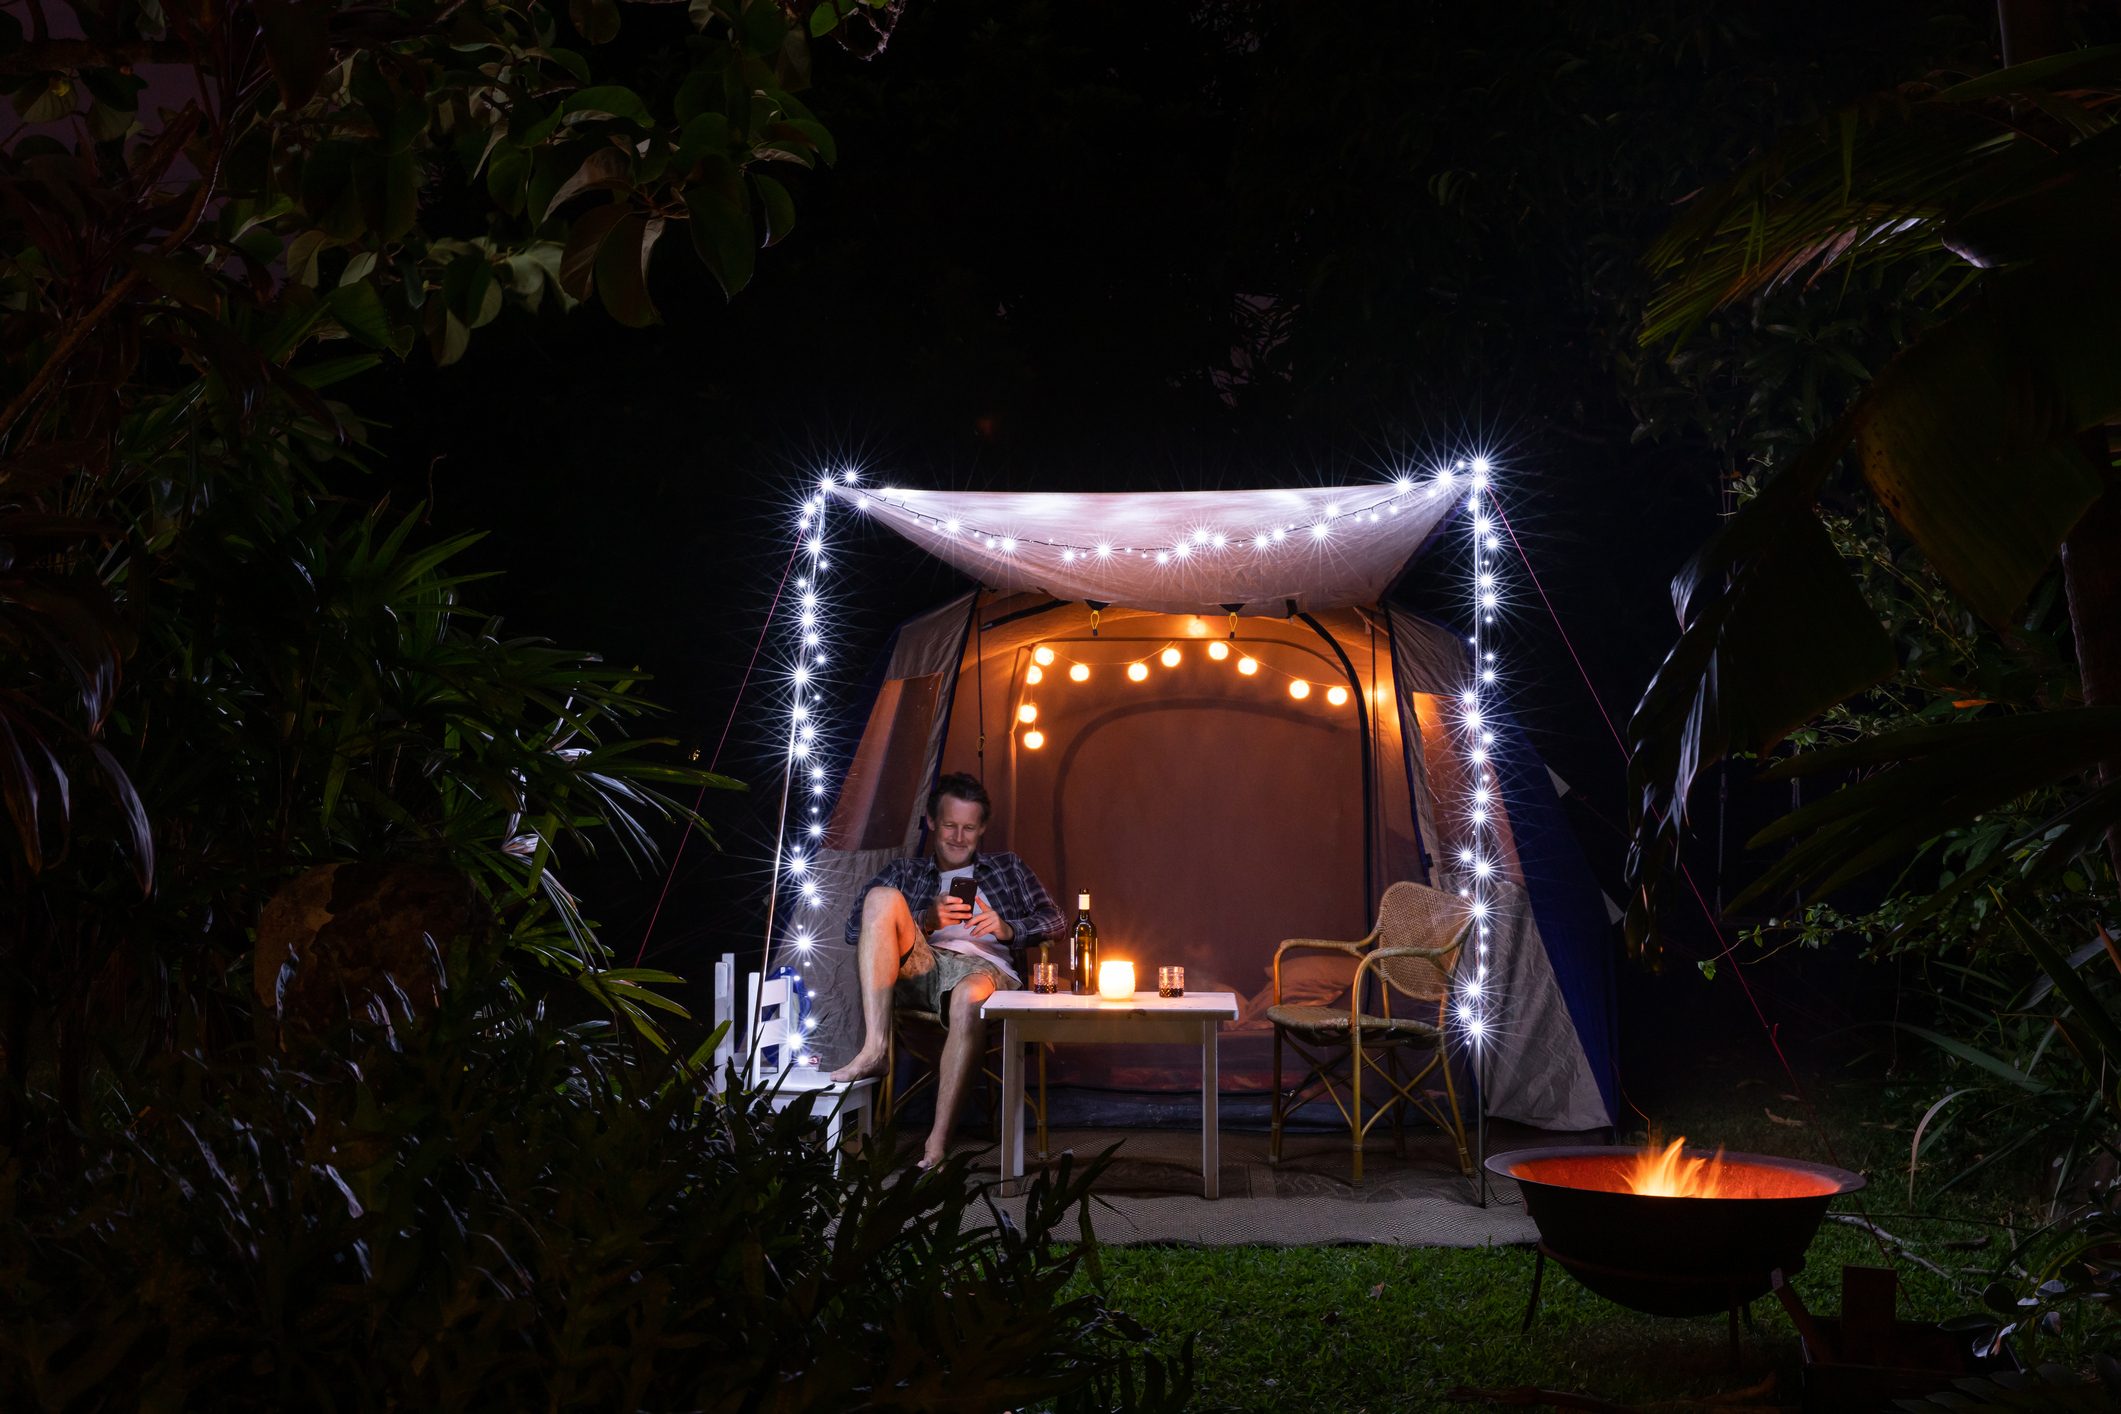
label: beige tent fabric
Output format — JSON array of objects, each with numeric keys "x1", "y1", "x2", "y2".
[{"x1": 828, "y1": 481, "x2": 1458, "y2": 614}]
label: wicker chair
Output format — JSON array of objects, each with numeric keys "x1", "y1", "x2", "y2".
[{"x1": 1268, "y1": 881, "x2": 1472, "y2": 1184}]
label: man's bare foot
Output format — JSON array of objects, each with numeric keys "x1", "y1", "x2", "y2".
[
  {"x1": 917, "y1": 1147, "x2": 946, "y2": 1171},
  {"x1": 828, "y1": 1050, "x2": 887, "y2": 1084}
]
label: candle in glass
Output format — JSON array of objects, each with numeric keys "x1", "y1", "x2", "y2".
[{"x1": 1097, "y1": 959, "x2": 1135, "y2": 1000}]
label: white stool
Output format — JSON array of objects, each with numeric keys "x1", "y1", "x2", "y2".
[{"x1": 765, "y1": 1070, "x2": 879, "y2": 1172}]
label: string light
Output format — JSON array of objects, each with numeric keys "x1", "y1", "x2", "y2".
[
  {"x1": 841, "y1": 477, "x2": 1457, "y2": 564},
  {"x1": 1018, "y1": 703, "x2": 1039, "y2": 724},
  {"x1": 1127, "y1": 662, "x2": 1150, "y2": 682},
  {"x1": 1288, "y1": 679, "x2": 1311, "y2": 700},
  {"x1": 1237, "y1": 656, "x2": 1259, "y2": 676},
  {"x1": 1023, "y1": 729, "x2": 1045, "y2": 749},
  {"x1": 1027, "y1": 664, "x2": 1044, "y2": 685},
  {"x1": 1159, "y1": 646, "x2": 1182, "y2": 668},
  {"x1": 1070, "y1": 662, "x2": 1091, "y2": 682},
  {"x1": 1034, "y1": 645, "x2": 1056, "y2": 666},
  {"x1": 1325, "y1": 685, "x2": 1349, "y2": 707},
  {"x1": 1208, "y1": 641, "x2": 1230, "y2": 661}
]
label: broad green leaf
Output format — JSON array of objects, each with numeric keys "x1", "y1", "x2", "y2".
[
  {"x1": 1850, "y1": 262, "x2": 2118, "y2": 625},
  {"x1": 754, "y1": 173, "x2": 794, "y2": 246},
  {"x1": 809, "y1": 1, "x2": 839, "y2": 37},
  {"x1": 593, "y1": 212, "x2": 660, "y2": 327},
  {"x1": 560, "y1": 85, "x2": 651, "y2": 127},
  {"x1": 255, "y1": 0, "x2": 333, "y2": 109},
  {"x1": 327, "y1": 281, "x2": 393, "y2": 349},
  {"x1": 684, "y1": 184, "x2": 754, "y2": 298},
  {"x1": 557, "y1": 202, "x2": 629, "y2": 301}
]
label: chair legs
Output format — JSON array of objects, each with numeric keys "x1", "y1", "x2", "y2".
[
  {"x1": 1270, "y1": 1030, "x2": 1472, "y2": 1186},
  {"x1": 1269, "y1": 1028, "x2": 1285, "y2": 1165}
]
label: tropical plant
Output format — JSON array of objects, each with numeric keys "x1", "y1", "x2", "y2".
[
  {"x1": 1625, "y1": 45, "x2": 2121, "y2": 958},
  {"x1": 0, "y1": 955, "x2": 1194, "y2": 1411}
]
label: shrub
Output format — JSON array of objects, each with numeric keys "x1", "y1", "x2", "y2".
[{"x1": 0, "y1": 963, "x2": 1192, "y2": 1412}]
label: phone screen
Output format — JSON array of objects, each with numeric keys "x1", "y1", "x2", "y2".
[{"x1": 949, "y1": 877, "x2": 978, "y2": 906}]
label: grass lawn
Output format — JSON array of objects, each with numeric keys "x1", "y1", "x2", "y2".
[{"x1": 1072, "y1": 1038, "x2": 2054, "y2": 1412}]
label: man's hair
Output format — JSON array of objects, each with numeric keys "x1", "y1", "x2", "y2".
[{"x1": 927, "y1": 771, "x2": 991, "y2": 824}]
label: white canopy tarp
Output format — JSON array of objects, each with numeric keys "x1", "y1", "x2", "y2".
[{"x1": 830, "y1": 481, "x2": 1459, "y2": 614}]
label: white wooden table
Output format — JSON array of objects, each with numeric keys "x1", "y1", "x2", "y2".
[
  {"x1": 982, "y1": 990, "x2": 1239, "y2": 1199},
  {"x1": 763, "y1": 1069, "x2": 879, "y2": 1172}
]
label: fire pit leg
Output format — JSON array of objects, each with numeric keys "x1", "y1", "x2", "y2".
[
  {"x1": 1725, "y1": 1295, "x2": 1743, "y2": 1371},
  {"x1": 1519, "y1": 1247, "x2": 1547, "y2": 1334}
]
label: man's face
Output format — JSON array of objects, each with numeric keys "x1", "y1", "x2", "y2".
[{"x1": 927, "y1": 794, "x2": 987, "y2": 870}]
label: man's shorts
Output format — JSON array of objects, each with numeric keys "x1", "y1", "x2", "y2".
[{"x1": 895, "y1": 938, "x2": 1010, "y2": 1027}]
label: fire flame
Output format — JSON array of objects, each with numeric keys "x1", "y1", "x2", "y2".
[{"x1": 1623, "y1": 1136, "x2": 1730, "y2": 1198}]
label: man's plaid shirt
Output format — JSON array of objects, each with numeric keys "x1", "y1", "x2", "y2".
[{"x1": 843, "y1": 851, "x2": 1065, "y2": 972}]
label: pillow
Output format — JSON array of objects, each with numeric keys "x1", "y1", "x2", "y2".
[{"x1": 1269, "y1": 953, "x2": 1357, "y2": 1009}]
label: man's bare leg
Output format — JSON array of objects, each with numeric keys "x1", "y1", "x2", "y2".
[
  {"x1": 922, "y1": 971, "x2": 997, "y2": 1168},
  {"x1": 828, "y1": 888, "x2": 921, "y2": 1083}
]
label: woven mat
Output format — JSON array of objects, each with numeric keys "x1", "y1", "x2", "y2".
[{"x1": 935, "y1": 1124, "x2": 1592, "y2": 1247}]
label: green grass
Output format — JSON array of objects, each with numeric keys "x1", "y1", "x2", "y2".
[{"x1": 1067, "y1": 1045, "x2": 2052, "y2": 1412}]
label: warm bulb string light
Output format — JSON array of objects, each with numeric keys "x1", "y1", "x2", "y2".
[{"x1": 1013, "y1": 638, "x2": 1361, "y2": 750}]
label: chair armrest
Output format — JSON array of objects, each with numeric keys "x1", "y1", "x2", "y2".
[{"x1": 1271, "y1": 934, "x2": 1373, "y2": 1005}]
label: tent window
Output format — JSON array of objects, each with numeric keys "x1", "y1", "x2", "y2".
[{"x1": 828, "y1": 673, "x2": 945, "y2": 851}]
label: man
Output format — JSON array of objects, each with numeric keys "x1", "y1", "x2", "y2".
[{"x1": 829, "y1": 771, "x2": 1062, "y2": 1168}]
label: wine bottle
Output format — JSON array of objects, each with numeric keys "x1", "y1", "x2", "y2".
[{"x1": 1070, "y1": 891, "x2": 1099, "y2": 995}]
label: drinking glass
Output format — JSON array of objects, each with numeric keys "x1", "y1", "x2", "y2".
[
  {"x1": 1157, "y1": 966, "x2": 1185, "y2": 998},
  {"x1": 1030, "y1": 963, "x2": 1060, "y2": 994}
]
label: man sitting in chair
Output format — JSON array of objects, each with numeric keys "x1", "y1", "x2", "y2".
[{"x1": 828, "y1": 771, "x2": 1061, "y2": 1169}]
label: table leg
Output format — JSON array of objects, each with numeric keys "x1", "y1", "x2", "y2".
[
  {"x1": 1202, "y1": 1020, "x2": 1220, "y2": 1200},
  {"x1": 1001, "y1": 1018, "x2": 1024, "y2": 1193}
]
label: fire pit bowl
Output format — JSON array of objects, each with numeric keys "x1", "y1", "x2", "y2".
[{"x1": 1491, "y1": 1145, "x2": 1866, "y2": 1317}]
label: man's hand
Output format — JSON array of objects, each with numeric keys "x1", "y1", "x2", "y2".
[
  {"x1": 933, "y1": 894, "x2": 974, "y2": 931},
  {"x1": 967, "y1": 904, "x2": 1009, "y2": 940}
]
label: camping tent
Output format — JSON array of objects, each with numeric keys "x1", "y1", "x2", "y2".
[{"x1": 773, "y1": 479, "x2": 1616, "y2": 1133}]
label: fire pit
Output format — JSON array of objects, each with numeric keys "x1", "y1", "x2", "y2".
[{"x1": 1491, "y1": 1140, "x2": 1866, "y2": 1351}]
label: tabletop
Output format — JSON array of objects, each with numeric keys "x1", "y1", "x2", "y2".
[{"x1": 982, "y1": 990, "x2": 1239, "y2": 1020}]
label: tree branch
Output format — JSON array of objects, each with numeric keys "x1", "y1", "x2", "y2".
[{"x1": 0, "y1": 40, "x2": 197, "y2": 76}]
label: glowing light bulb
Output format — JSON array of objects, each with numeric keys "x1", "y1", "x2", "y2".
[
  {"x1": 1160, "y1": 646, "x2": 1181, "y2": 668},
  {"x1": 1062, "y1": 548, "x2": 1077, "y2": 562},
  {"x1": 1208, "y1": 641, "x2": 1230, "y2": 661},
  {"x1": 1000, "y1": 536, "x2": 1017, "y2": 553},
  {"x1": 1459, "y1": 848, "x2": 1474, "y2": 865},
  {"x1": 1237, "y1": 656, "x2": 1260, "y2": 676},
  {"x1": 1027, "y1": 664, "x2": 1044, "y2": 685},
  {"x1": 1191, "y1": 527, "x2": 1209, "y2": 546},
  {"x1": 1481, "y1": 592, "x2": 1499, "y2": 610},
  {"x1": 944, "y1": 519, "x2": 961, "y2": 534},
  {"x1": 1127, "y1": 661, "x2": 1150, "y2": 682},
  {"x1": 1096, "y1": 542, "x2": 1114, "y2": 559},
  {"x1": 1325, "y1": 685, "x2": 1349, "y2": 706},
  {"x1": 1017, "y1": 703, "x2": 1039, "y2": 724},
  {"x1": 1473, "y1": 517, "x2": 1493, "y2": 537},
  {"x1": 1070, "y1": 662, "x2": 1091, "y2": 683},
  {"x1": 1396, "y1": 476, "x2": 1413, "y2": 493},
  {"x1": 1023, "y1": 729, "x2": 1045, "y2": 750},
  {"x1": 1289, "y1": 679, "x2": 1312, "y2": 700},
  {"x1": 1437, "y1": 468, "x2": 1456, "y2": 487},
  {"x1": 1482, "y1": 668, "x2": 1496, "y2": 684},
  {"x1": 1475, "y1": 858, "x2": 1495, "y2": 878},
  {"x1": 1155, "y1": 552, "x2": 1171, "y2": 565},
  {"x1": 1310, "y1": 522, "x2": 1330, "y2": 540},
  {"x1": 1272, "y1": 527, "x2": 1287, "y2": 542},
  {"x1": 1486, "y1": 535, "x2": 1500, "y2": 552},
  {"x1": 1034, "y1": 646, "x2": 1056, "y2": 666},
  {"x1": 1210, "y1": 532, "x2": 1226, "y2": 549},
  {"x1": 1172, "y1": 542, "x2": 1191, "y2": 560}
]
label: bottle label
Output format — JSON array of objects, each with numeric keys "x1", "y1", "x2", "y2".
[{"x1": 1078, "y1": 892, "x2": 1091, "y2": 910}]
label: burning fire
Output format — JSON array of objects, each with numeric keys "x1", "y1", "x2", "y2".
[{"x1": 1623, "y1": 1136, "x2": 1730, "y2": 1198}]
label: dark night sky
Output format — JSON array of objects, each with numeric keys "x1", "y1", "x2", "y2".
[{"x1": 355, "y1": 0, "x2": 1999, "y2": 1079}]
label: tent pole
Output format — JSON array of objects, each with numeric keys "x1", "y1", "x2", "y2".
[{"x1": 1295, "y1": 612, "x2": 1375, "y2": 912}]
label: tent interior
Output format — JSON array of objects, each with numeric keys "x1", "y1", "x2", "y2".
[{"x1": 786, "y1": 484, "x2": 1616, "y2": 1137}]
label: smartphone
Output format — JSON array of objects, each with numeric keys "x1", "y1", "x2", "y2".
[{"x1": 948, "y1": 876, "x2": 979, "y2": 908}]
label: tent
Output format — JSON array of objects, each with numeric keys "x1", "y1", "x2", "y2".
[{"x1": 773, "y1": 478, "x2": 1615, "y2": 1134}]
